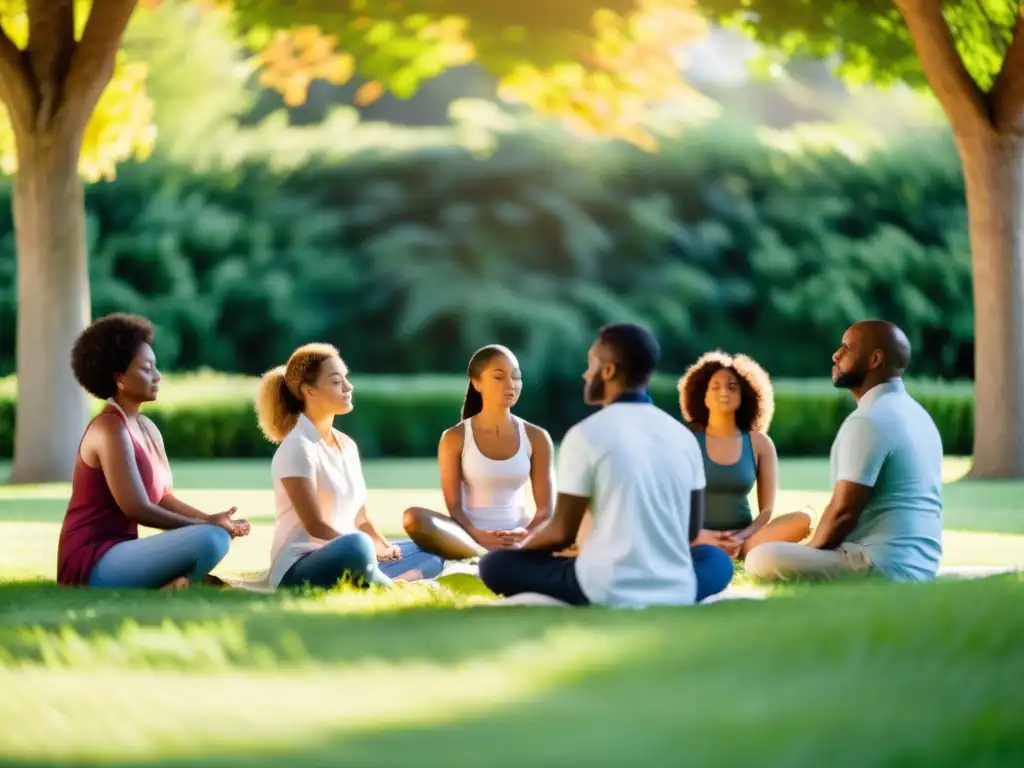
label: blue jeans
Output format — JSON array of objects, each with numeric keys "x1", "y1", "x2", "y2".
[
  {"x1": 478, "y1": 544, "x2": 734, "y2": 605},
  {"x1": 379, "y1": 539, "x2": 446, "y2": 581},
  {"x1": 279, "y1": 533, "x2": 444, "y2": 589},
  {"x1": 88, "y1": 525, "x2": 231, "y2": 589}
]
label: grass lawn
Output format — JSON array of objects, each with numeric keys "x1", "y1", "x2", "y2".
[{"x1": 1, "y1": 457, "x2": 1023, "y2": 766}]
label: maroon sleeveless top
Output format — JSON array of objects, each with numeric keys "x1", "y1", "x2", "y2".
[{"x1": 56, "y1": 405, "x2": 171, "y2": 586}]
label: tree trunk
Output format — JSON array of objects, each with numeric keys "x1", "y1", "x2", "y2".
[
  {"x1": 957, "y1": 131, "x2": 1024, "y2": 479},
  {"x1": 9, "y1": 127, "x2": 90, "y2": 483}
]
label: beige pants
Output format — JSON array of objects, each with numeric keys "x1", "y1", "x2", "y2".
[{"x1": 744, "y1": 541, "x2": 873, "y2": 581}]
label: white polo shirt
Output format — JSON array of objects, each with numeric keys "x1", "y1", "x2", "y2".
[
  {"x1": 559, "y1": 401, "x2": 706, "y2": 607},
  {"x1": 268, "y1": 413, "x2": 367, "y2": 587}
]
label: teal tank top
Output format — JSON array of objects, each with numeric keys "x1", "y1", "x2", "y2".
[{"x1": 694, "y1": 431, "x2": 758, "y2": 531}]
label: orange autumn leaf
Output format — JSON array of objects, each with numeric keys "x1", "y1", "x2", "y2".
[{"x1": 354, "y1": 80, "x2": 385, "y2": 105}]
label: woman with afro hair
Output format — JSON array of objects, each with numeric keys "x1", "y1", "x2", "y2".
[
  {"x1": 57, "y1": 313, "x2": 250, "y2": 589},
  {"x1": 677, "y1": 350, "x2": 812, "y2": 559}
]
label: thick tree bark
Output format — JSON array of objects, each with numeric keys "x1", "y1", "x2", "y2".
[
  {"x1": 9, "y1": 128, "x2": 91, "y2": 483},
  {"x1": 2, "y1": 0, "x2": 138, "y2": 482},
  {"x1": 900, "y1": 0, "x2": 1024, "y2": 478},
  {"x1": 957, "y1": 132, "x2": 1024, "y2": 478}
]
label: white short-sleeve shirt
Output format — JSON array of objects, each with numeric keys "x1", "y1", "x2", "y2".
[
  {"x1": 268, "y1": 413, "x2": 367, "y2": 587},
  {"x1": 561, "y1": 401, "x2": 706, "y2": 608}
]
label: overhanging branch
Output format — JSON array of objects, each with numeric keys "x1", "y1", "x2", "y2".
[
  {"x1": 56, "y1": 0, "x2": 138, "y2": 132},
  {"x1": 0, "y1": 23, "x2": 34, "y2": 133},
  {"x1": 896, "y1": 0, "x2": 991, "y2": 136},
  {"x1": 992, "y1": 7, "x2": 1024, "y2": 133}
]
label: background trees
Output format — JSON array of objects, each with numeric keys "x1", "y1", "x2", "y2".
[
  {"x1": 0, "y1": 0, "x2": 704, "y2": 482},
  {"x1": 693, "y1": 0, "x2": 1024, "y2": 477}
]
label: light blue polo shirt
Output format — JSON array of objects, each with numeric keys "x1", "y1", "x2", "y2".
[{"x1": 830, "y1": 380, "x2": 944, "y2": 582}]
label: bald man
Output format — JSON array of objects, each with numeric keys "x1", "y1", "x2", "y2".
[{"x1": 745, "y1": 321, "x2": 944, "y2": 583}]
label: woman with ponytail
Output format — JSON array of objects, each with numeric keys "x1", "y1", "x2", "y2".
[
  {"x1": 402, "y1": 345, "x2": 557, "y2": 560},
  {"x1": 257, "y1": 343, "x2": 443, "y2": 589}
]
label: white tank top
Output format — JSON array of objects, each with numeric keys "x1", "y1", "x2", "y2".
[{"x1": 461, "y1": 416, "x2": 532, "y2": 531}]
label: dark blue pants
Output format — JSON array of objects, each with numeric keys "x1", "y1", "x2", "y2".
[{"x1": 479, "y1": 544, "x2": 734, "y2": 605}]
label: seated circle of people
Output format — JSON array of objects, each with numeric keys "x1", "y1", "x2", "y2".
[
  {"x1": 256, "y1": 343, "x2": 444, "y2": 590},
  {"x1": 401, "y1": 344, "x2": 575, "y2": 561},
  {"x1": 57, "y1": 313, "x2": 250, "y2": 590},
  {"x1": 51, "y1": 312, "x2": 944, "y2": 598},
  {"x1": 744, "y1": 320, "x2": 944, "y2": 583},
  {"x1": 478, "y1": 323, "x2": 736, "y2": 608},
  {"x1": 676, "y1": 350, "x2": 813, "y2": 559}
]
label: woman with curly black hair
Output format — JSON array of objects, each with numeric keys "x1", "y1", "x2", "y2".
[
  {"x1": 57, "y1": 313, "x2": 250, "y2": 589},
  {"x1": 677, "y1": 350, "x2": 811, "y2": 559}
]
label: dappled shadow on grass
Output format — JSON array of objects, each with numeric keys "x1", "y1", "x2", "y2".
[
  {"x1": 0, "y1": 579, "x2": 502, "y2": 667},
  {"x1": 3, "y1": 571, "x2": 1022, "y2": 673},
  {"x1": 0, "y1": 576, "x2": 650, "y2": 672},
  {"x1": 3, "y1": 575, "x2": 1024, "y2": 767}
]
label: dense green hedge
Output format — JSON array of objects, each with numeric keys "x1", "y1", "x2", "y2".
[
  {"x1": 0, "y1": 118, "x2": 974, "y2": 388},
  {"x1": 0, "y1": 374, "x2": 974, "y2": 460}
]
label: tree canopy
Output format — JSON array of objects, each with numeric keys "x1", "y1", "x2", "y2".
[
  {"x1": 694, "y1": 1, "x2": 1020, "y2": 104},
  {"x1": 692, "y1": 0, "x2": 1024, "y2": 480},
  {"x1": 0, "y1": 0, "x2": 710, "y2": 178},
  {"x1": 0, "y1": 0, "x2": 155, "y2": 180}
]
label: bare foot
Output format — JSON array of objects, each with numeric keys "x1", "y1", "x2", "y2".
[{"x1": 160, "y1": 576, "x2": 189, "y2": 591}]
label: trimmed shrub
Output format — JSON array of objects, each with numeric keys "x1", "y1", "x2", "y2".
[{"x1": 0, "y1": 373, "x2": 974, "y2": 459}]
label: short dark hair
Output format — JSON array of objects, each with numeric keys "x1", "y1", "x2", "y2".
[
  {"x1": 597, "y1": 323, "x2": 660, "y2": 388},
  {"x1": 70, "y1": 313, "x2": 155, "y2": 400}
]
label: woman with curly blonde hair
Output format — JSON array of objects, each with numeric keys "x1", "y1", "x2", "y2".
[
  {"x1": 678, "y1": 350, "x2": 811, "y2": 559},
  {"x1": 256, "y1": 343, "x2": 444, "y2": 590}
]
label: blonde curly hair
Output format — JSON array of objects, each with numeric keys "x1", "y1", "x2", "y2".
[
  {"x1": 255, "y1": 342, "x2": 341, "y2": 443},
  {"x1": 677, "y1": 350, "x2": 775, "y2": 433}
]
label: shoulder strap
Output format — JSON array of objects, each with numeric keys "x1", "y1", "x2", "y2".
[
  {"x1": 76, "y1": 406, "x2": 118, "y2": 457},
  {"x1": 518, "y1": 418, "x2": 533, "y2": 458},
  {"x1": 460, "y1": 418, "x2": 475, "y2": 458},
  {"x1": 744, "y1": 431, "x2": 758, "y2": 468},
  {"x1": 105, "y1": 399, "x2": 163, "y2": 469},
  {"x1": 104, "y1": 399, "x2": 129, "y2": 425}
]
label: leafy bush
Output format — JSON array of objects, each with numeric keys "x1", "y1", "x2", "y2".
[
  {"x1": 0, "y1": 373, "x2": 974, "y2": 459},
  {"x1": 0, "y1": 118, "x2": 973, "y2": 389}
]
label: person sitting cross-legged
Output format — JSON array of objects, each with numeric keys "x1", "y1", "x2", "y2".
[
  {"x1": 57, "y1": 313, "x2": 249, "y2": 590},
  {"x1": 257, "y1": 343, "x2": 445, "y2": 590},
  {"x1": 401, "y1": 344, "x2": 558, "y2": 560},
  {"x1": 677, "y1": 351, "x2": 812, "y2": 560},
  {"x1": 745, "y1": 320, "x2": 944, "y2": 584},
  {"x1": 479, "y1": 323, "x2": 735, "y2": 608}
]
